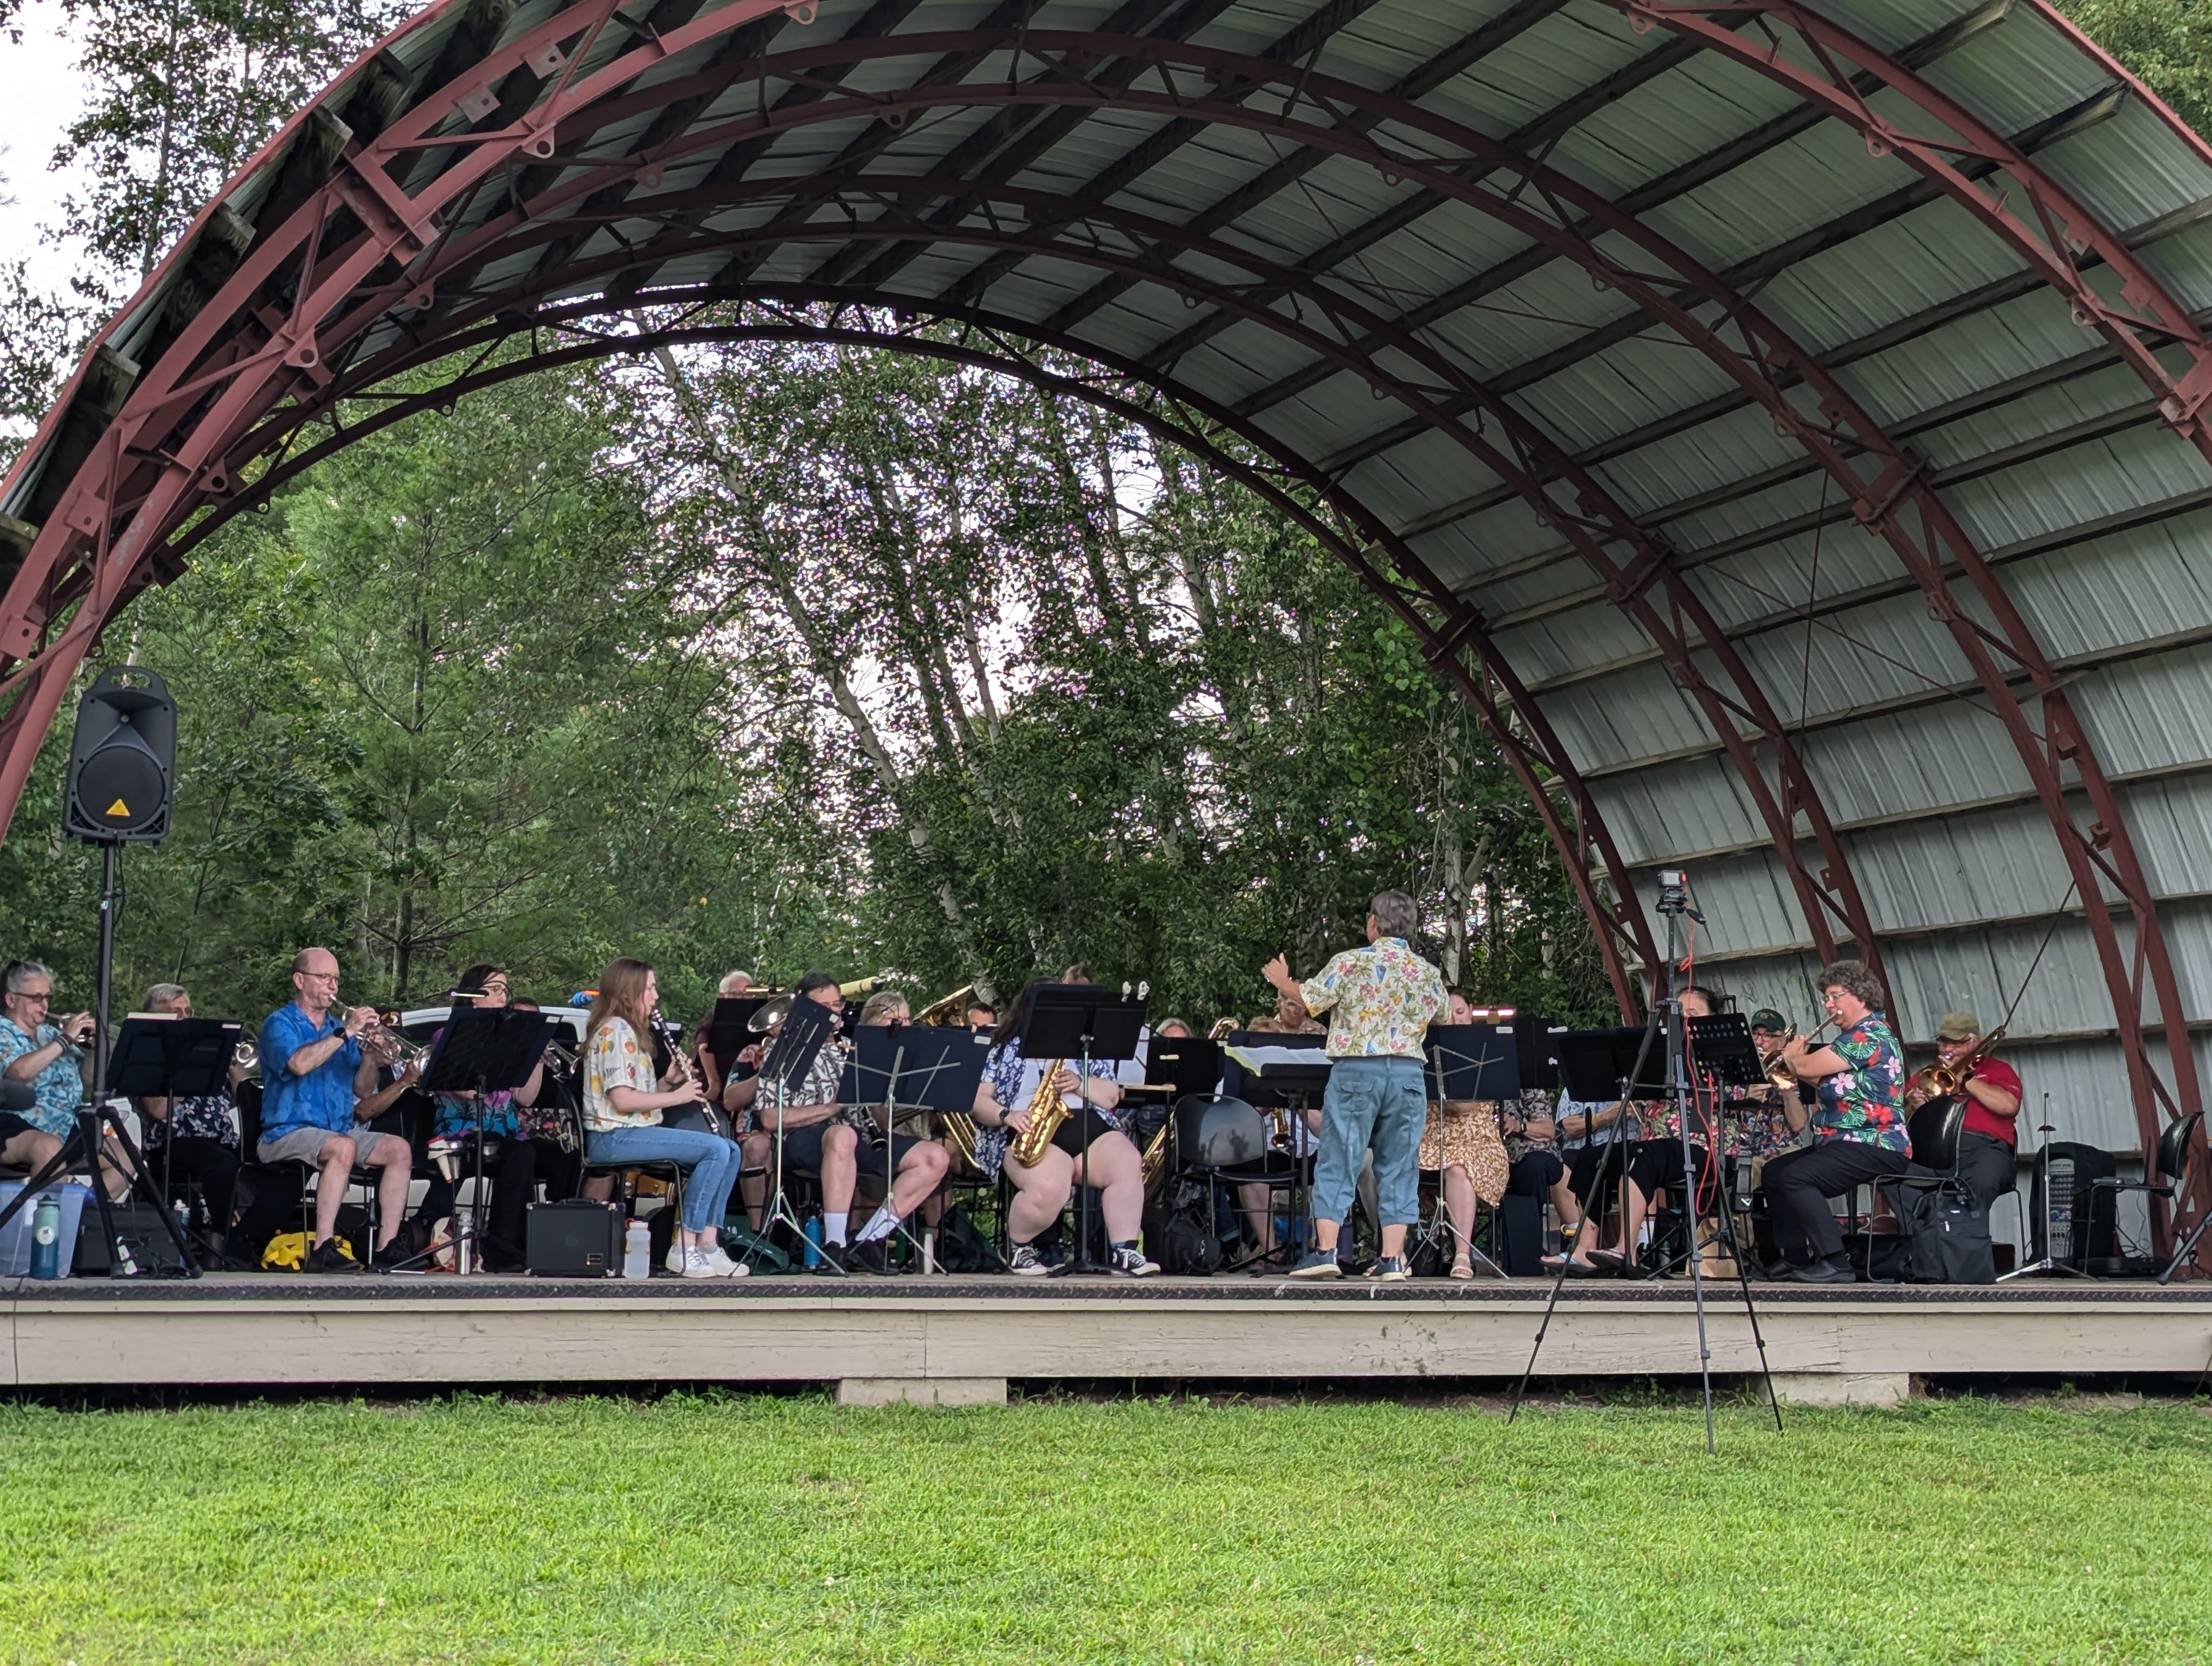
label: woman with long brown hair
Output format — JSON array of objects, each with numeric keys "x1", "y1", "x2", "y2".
[{"x1": 582, "y1": 958, "x2": 747, "y2": 1278}]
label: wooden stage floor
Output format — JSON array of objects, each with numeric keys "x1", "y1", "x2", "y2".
[{"x1": 8, "y1": 1272, "x2": 2210, "y2": 1405}]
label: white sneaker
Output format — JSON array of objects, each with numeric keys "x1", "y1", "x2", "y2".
[
  {"x1": 665, "y1": 1241, "x2": 686, "y2": 1275},
  {"x1": 703, "y1": 1246, "x2": 749, "y2": 1278},
  {"x1": 678, "y1": 1246, "x2": 721, "y2": 1279}
]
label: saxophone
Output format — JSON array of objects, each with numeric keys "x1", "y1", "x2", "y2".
[{"x1": 1005, "y1": 1058, "x2": 1071, "y2": 1168}]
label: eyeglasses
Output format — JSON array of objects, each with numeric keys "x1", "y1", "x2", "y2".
[
  {"x1": 14, "y1": 991, "x2": 52, "y2": 1004},
  {"x1": 299, "y1": 970, "x2": 340, "y2": 984}
]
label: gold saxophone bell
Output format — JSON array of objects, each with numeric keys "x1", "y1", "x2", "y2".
[
  {"x1": 1140, "y1": 1119, "x2": 1171, "y2": 1195},
  {"x1": 1006, "y1": 1059, "x2": 1071, "y2": 1168}
]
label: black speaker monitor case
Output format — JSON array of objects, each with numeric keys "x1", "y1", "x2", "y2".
[{"x1": 64, "y1": 667, "x2": 176, "y2": 843}]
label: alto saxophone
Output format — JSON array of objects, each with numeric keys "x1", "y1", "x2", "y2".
[{"x1": 1006, "y1": 1059, "x2": 1071, "y2": 1168}]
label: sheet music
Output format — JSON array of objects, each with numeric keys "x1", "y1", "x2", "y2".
[{"x1": 1225, "y1": 1045, "x2": 1331, "y2": 1074}]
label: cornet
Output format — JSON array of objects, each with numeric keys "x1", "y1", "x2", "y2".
[{"x1": 232, "y1": 1040, "x2": 259, "y2": 1073}]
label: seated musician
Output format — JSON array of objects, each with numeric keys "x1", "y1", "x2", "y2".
[
  {"x1": 1249, "y1": 988, "x2": 1325, "y2": 1035},
  {"x1": 426, "y1": 966, "x2": 577, "y2": 1272},
  {"x1": 1152, "y1": 1017, "x2": 1194, "y2": 1040},
  {"x1": 580, "y1": 957, "x2": 746, "y2": 1278},
  {"x1": 134, "y1": 982, "x2": 250, "y2": 1250},
  {"x1": 1419, "y1": 992, "x2": 1509, "y2": 1281},
  {"x1": 1555, "y1": 987, "x2": 1721, "y2": 1273},
  {"x1": 1742, "y1": 1009, "x2": 1811, "y2": 1172},
  {"x1": 970, "y1": 977, "x2": 1158, "y2": 1277},
  {"x1": 1502, "y1": 1086, "x2": 1581, "y2": 1251},
  {"x1": 718, "y1": 970, "x2": 756, "y2": 998},
  {"x1": 966, "y1": 999, "x2": 997, "y2": 1032},
  {"x1": 1767, "y1": 959, "x2": 1910, "y2": 1283},
  {"x1": 1, "y1": 959, "x2": 144, "y2": 1200},
  {"x1": 731, "y1": 973, "x2": 949, "y2": 1274},
  {"x1": 843, "y1": 988, "x2": 952, "y2": 1270},
  {"x1": 352, "y1": 1021, "x2": 448, "y2": 1261},
  {"x1": 256, "y1": 948, "x2": 415, "y2": 1272},
  {"x1": 1905, "y1": 1010, "x2": 2020, "y2": 1208}
]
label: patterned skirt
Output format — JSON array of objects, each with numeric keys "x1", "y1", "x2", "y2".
[{"x1": 1419, "y1": 1101, "x2": 1508, "y2": 1205}]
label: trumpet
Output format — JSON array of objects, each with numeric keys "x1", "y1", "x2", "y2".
[
  {"x1": 1761, "y1": 1017, "x2": 1837, "y2": 1090},
  {"x1": 233, "y1": 1040, "x2": 259, "y2": 1073}
]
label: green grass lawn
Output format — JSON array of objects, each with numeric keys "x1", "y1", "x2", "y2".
[{"x1": 0, "y1": 1388, "x2": 2207, "y2": 1662}]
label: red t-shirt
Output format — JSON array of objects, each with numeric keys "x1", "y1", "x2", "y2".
[{"x1": 1958, "y1": 1057, "x2": 2023, "y2": 1145}]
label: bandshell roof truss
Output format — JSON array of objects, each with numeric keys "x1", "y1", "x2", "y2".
[{"x1": 4, "y1": 0, "x2": 2211, "y2": 1245}]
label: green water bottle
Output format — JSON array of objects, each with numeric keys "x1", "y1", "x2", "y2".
[{"x1": 30, "y1": 1196, "x2": 62, "y2": 1279}]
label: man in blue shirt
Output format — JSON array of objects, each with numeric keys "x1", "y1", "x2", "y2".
[{"x1": 257, "y1": 947, "x2": 412, "y2": 1272}]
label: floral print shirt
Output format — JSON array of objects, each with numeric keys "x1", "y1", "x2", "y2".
[
  {"x1": 1500, "y1": 1087, "x2": 1561, "y2": 1164},
  {"x1": 583, "y1": 1017, "x2": 660, "y2": 1133},
  {"x1": 1297, "y1": 938, "x2": 1450, "y2": 1060},
  {"x1": 0, "y1": 1017, "x2": 85, "y2": 1138},
  {"x1": 1814, "y1": 1014, "x2": 1908, "y2": 1151},
  {"x1": 143, "y1": 1091, "x2": 238, "y2": 1149}
]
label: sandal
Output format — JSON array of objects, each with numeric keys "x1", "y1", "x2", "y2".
[{"x1": 1450, "y1": 1257, "x2": 1475, "y2": 1281}]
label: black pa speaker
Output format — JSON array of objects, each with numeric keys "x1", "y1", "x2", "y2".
[
  {"x1": 63, "y1": 666, "x2": 175, "y2": 843},
  {"x1": 526, "y1": 1200, "x2": 623, "y2": 1277}
]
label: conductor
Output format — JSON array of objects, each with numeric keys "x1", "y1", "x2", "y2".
[{"x1": 1263, "y1": 890, "x2": 1449, "y2": 1281}]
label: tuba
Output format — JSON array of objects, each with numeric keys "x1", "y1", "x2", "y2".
[
  {"x1": 1005, "y1": 1059, "x2": 1071, "y2": 1168},
  {"x1": 915, "y1": 979, "x2": 997, "y2": 1027}
]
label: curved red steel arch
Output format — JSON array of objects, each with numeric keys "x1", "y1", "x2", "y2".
[{"x1": 0, "y1": 0, "x2": 2201, "y2": 1235}]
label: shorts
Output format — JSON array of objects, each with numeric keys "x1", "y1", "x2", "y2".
[
  {"x1": 0, "y1": 1111, "x2": 42, "y2": 1146},
  {"x1": 258, "y1": 1124, "x2": 398, "y2": 1167}
]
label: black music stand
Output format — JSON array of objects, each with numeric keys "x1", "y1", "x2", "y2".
[
  {"x1": 1020, "y1": 983, "x2": 1146, "y2": 1277},
  {"x1": 707, "y1": 996, "x2": 772, "y2": 1084},
  {"x1": 1129, "y1": 1034, "x2": 1221, "y2": 1171},
  {"x1": 1229, "y1": 1038, "x2": 1332, "y2": 1263},
  {"x1": 757, "y1": 995, "x2": 840, "y2": 1269},
  {"x1": 1413, "y1": 1024, "x2": 1520, "y2": 1280},
  {"x1": 843, "y1": 1023, "x2": 989, "y2": 1272},
  {"x1": 383, "y1": 1008, "x2": 549, "y2": 1274},
  {"x1": 113, "y1": 1015, "x2": 241, "y2": 1258}
]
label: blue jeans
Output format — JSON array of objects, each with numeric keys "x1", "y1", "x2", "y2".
[
  {"x1": 1313, "y1": 1056, "x2": 1427, "y2": 1229},
  {"x1": 586, "y1": 1125, "x2": 741, "y2": 1233}
]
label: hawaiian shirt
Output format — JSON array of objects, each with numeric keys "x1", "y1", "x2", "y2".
[
  {"x1": 1298, "y1": 938, "x2": 1450, "y2": 1060},
  {"x1": 1500, "y1": 1087, "x2": 1560, "y2": 1164},
  {"x1": 582, "y1": 1017, "x2": 659, "y2": 1133},
  {"x1": 143, "y1": 1091, "x2": 238, "y2": 1150},
  {"x1": 1733, "y1": 1084, "x2": 1806, "y2": 1161},
  {"x1": 257, "y1": 1003, "x2": 362, "y2": 1138},
  {"x1": 1814, "y1": 1014, "x2": 1908, "y2": 1151},
  {"x1": 971, "y1": 1039, "x2": 1129, "y2": 1182},
  {"x1": 0, "y1": 1016, "x2": 86, "y2": 1137}
]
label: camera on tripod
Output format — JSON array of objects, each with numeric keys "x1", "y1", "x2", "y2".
[{"x1": 1656, "y1": 868, "x2": 1692, "y2": 915}]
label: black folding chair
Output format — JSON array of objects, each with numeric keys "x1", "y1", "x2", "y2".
[{"x1": 2092, "y1": 1111, "x2": 2204, "y2": 1285}]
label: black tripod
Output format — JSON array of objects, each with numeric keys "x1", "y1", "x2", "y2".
[{"x1": 1511, "y1": 876, "x2": 1779, "y2": 1449}]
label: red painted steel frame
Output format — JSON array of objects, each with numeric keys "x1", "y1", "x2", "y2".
[{"x1": 0, "y1": 6, "x2": 2200, "y2": 1235}]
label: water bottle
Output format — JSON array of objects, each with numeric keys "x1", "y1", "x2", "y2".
[
  {"x1": 803, "y1": 1216, "x2": 824, "y2": 1269},
  {"x1": 30, "y1": 1196, "x2": 62, "y2": 1280},
  {"x1": 921, "y1": 1227, "x2": 937, "y2": 1276},
  {"x1": 622, "y1": 1218, "x2": 651, "y2": 1280}
]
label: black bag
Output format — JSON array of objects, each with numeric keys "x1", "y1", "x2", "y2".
[
  {"x1": 1899, "y1": 1179, "x2": 1996, "y2": 1285},
  {"x1": 1144, "y1": 1178, "x2": 1222, "y2": 1276},
  {"x1": 933, "y1": 1207, "x2": 995, "y2": 1273},
  {"x1": 72, "y1": 1203, "x2": 192, "y2": 1274}
]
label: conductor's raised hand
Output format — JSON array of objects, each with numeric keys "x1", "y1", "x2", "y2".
[{"x1": 1262, "y1": 954, "x2": 1293, "y2": 991}]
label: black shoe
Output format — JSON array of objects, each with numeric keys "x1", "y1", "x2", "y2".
[
  {"x1": 1786, "y1": 1258, "x2": 1855, "y2": 1285},
  {"x1": 848, "y1": 1238, "x2": 892, "y2": 1276},
  {"x1": 304, "y1": 1238, "x2": 359, "y2": 1274},
  {"x1": 814, "y1": 1241, "x2": 850, "y2": 1274}
]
